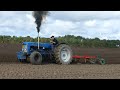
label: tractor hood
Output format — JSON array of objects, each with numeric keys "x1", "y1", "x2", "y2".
[{"x1": 22, "y1": 42, "x2": 52, "y2": 49}]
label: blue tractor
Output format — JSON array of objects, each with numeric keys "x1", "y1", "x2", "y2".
[{"x1": 16, "y1": 42, "x2": 73, "y2": 65}]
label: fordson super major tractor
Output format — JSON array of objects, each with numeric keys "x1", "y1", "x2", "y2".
[{"x1": 17, "y1": 41, "x2": 73, "y2": 65}]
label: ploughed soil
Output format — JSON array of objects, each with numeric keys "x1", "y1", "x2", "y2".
[
  {"x1": 0, "y1": 43, "x2": 120, "y2": 79},
  {"x1": 0, "y1": 63, "x2": 120, "y2": 79}
]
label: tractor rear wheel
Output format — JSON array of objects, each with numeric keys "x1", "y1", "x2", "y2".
[
  {"x1": 54, "y1": 44, "x2": 73, "y2": 65},
  {"x1": 30, "y1": 51, "x2": 42, "y2": 65}
]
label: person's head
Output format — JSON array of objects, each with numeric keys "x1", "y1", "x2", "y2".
[{"x1": 50, "y1": 36, "x2": 54, "y2": 40}]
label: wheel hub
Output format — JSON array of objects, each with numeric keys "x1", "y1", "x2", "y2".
[
  {"x1": 61, "y1": 48, "x2": 71, "y2": 62},
  {"x1": 34, "y1": 54, "x2": 39, "y2": 61}
]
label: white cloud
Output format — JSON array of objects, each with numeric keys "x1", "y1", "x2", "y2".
[
  {"x1": 50, "y1": 11, "x2": 120, "y2": 21},
  {"x1": 0, "y1": 11, "x2": 120, "y2": 40},
  {"x1": 84, "y1": 20, "x2": 96, "y2": 27}
]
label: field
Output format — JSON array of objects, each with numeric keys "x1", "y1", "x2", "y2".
[{"x1": 0, "y1": 43, "x2": 120, "y2": 79}]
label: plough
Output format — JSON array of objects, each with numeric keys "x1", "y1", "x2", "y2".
[{"x1": 72, "y1": 55, "x2": 106, "y2": 65}]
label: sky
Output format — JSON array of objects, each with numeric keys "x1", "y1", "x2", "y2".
[{"x1": 0, "y1": 11, "x2": 120, "y2": 40}]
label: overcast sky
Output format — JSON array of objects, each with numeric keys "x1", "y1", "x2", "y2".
[{"x1": 0, "y1": 11, "x2": 120, "y2": 40}]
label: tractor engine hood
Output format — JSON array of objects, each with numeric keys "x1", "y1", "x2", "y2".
[{"x1": 22, "y1": 42, "x2": 52, "y2": 49}]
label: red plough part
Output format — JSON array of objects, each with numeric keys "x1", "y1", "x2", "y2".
[
  {"x1": 72, "y1": 55, "x2": 97, "y2": 59},
  {"x1": 72, "y1": 55, "x2": 106, "y2": 65}
]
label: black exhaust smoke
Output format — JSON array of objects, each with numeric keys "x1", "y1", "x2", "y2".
[
  {"x1": 33, "y1": 11, "x2": 49, "y2": 49},
  {"x1": 33, "y1": 11, "x2": 49, "y2": 33}
]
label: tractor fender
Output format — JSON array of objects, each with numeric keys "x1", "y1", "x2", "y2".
[{"x1": 55, "y1": 43, "x2": 67, "y2": 47}]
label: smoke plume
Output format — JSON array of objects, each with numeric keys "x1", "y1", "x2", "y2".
[{"x1": 33, "y1": 11, "x2": 49, "y2": 33}]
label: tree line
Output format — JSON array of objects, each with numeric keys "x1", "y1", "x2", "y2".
[{"x1": 0, "y1": 35, "x2": 120, "y2": 48}]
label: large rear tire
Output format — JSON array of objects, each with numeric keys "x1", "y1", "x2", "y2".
[
  {"x1": 54, "y1": 44, "x2": 73, "y2": 65},
  {"x1": 30, "y1": 51, "x2": 42, "y2": 65}
]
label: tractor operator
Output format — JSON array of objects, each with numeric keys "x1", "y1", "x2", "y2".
[{"x1": 50, "y1": 36, "x2": 59, "y2": 46}]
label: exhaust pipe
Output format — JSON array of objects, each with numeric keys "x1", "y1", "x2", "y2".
[
  {"x1": 36, "y1": 27, "x2": 40, "y2": 50},
  {"x1": 38, "y1": 32, "x2": 39, "y2": 50}
]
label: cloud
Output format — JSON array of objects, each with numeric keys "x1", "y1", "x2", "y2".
[
  {"x1": 84, "y1": 20, "x2": 96, "y2": 27},
  {"x1": 0, "y1": 11, "x2": 37, "y2": 37},
  {"x1": 0, "y1": 11, "x2": 120, "y2": 40},
  {"x1": 50, "y1": 11, "x2": 120, "y2": 21}
]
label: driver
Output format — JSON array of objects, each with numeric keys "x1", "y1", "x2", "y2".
[{"x1": 50, "y1": 36, "x2": 59, "y2": 45}]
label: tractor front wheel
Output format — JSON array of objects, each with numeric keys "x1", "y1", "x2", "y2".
[
  {"x1": 30, "y1": 51, "x2": 42, "y2": 65},
  {"x1": 54, "y1": 44, "x2": 73, "y2": 65}
]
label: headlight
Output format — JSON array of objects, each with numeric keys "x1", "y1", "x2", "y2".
[{"x1": 24, "y1": 49, "x2": 27, "y2": 52}]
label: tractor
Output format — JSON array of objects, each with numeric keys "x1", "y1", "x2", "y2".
[{"x1": 17, "y1": 42, "x2": 73, "y2": 65}]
